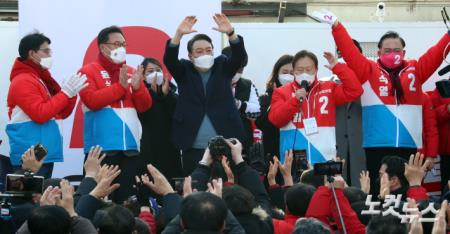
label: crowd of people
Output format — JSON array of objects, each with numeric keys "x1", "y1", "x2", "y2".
[{"x1": 1, "y1": 9, "x2": 450, "y2": 234}]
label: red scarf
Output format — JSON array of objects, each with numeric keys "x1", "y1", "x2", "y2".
[
  {"x1": 96, "y1": 53, "x2": 125, "y2": 83},
  {"x1": 22, "y1": 59, "x2": 61, "y2": 96},
  {"x1": 378, "y1": 59, "x2": 405, "y2": 103}
]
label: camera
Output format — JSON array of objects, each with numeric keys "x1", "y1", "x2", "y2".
[
  {"x1": 313, "y1": 161, "x2": 343, "y2": 176},
  {"x1": 375, "y1": 1, "x2": 386, "y2": 21},
  {"x1": 5, "y1": 173, "x2": 44, "y2": 196},
  {"x1": 208, "y1": 136, "x2": 236, "y2": 161}
]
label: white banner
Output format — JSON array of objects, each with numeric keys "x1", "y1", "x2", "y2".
[{"x1": 14, "y1": 0, "x2": 221, "y2": 178}]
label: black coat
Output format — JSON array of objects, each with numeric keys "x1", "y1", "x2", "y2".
[
  {"x1": 256, "y1": 90, "x2": 279, "y2": 158},
  {"x1": 163, "y1": 36, "x2": 247, "y2": 150},
  {"x1": 234, "y1": 78, "x2": 258, "y2": 151},
  {"x1": 138, "y1": 85, "x2": 182, "y2": 179}
]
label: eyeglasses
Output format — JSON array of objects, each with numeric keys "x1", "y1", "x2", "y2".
[{"x1": 104, "y1": 41, "x2": 128, "y2": 48}]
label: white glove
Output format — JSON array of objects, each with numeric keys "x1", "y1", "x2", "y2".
[
  {"x1": 62, "y1": 73, "x2": 89, "y2": 98},
  {"x1": 311, "y1": 9, "x2": 338, "y2": 25}
]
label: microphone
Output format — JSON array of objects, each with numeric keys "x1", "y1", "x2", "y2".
[
  {"x1": 438, "y1": 64, "x2": 450, "y2": 76},
  {"x1": 299, "y1": 80, "x2": 309, "y2": 102}
]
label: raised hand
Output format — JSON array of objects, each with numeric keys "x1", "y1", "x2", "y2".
[
  {"x1": 58, "y1": 180, "x2": 77, "y2": 217},
  {"x1": 212, "y1": 13, "x2": 234, "y2": 34},
  {"x1": 40, "y1": 186, "x2": 61, "y2": 206},
  {"x1": 323, "y1": 51, "x2": 338, "y2": 70},
  {"x1": 89, "y1": 165, "x2": 121, "y2": 199},
  {"x1": 225, "y1": 138, "x2": 244, "y2": 165},
  {"x1": 176, "y1": 16, "x2": 198, "y2": 36},
  {"x1": 278, "y1": 150, "x2": 293, "y2": 186},
  {"x1": 207, "y1": 178, "x2": 223, "y2": 198},
  {"x1": 119, "y1": 64, "x2": 129, "y2": 88},
  {"x1": 141, "y1": 164, "x2": 174, "y2": 196},
  {"x1": 267, "y1": 156, "x2": 279, "y2": 186},
  {"x1": 21, "y1": 147, "x2": 45, "y2": 173},
  {"x1": 310, "y1": 9, "x2": 338, "y2": 26},
  {"x1": 359, "y1": 170, "x2": 371, "y2": 194},
  {"x1": 84, "y1": 145, "x2": 106, "y2": 180},
  {"x1": 404, "y1": 152, "x2": 429, "y2": 187},
  {"x1": 131, "y1": 65, "x2": 145, "y2": 90},
  {"x1": 221, "y1": 157, "x2": 235, "y2": 183}
]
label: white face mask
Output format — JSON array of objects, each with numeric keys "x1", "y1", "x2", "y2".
[
  {"x1": 278, "y1": 74, "x2": 294, "y2": 86},
  {"x1": 194, "y1": 54, "x2": 214, "y2": 70},
  {"x1": 295, "y1": 73, "x2": 315, "y2": 85},
  {"x1": 146, "y1": 71, "x2": 164, "y2": 85},
  {"x1": 110, "y1": 47, "x2": 126, "y2": 64},
  {"x1": 40, "y1": 56, "x2": 53, "y2": 69},
  {"x1": 232, "y1": 73, "x2": 242, "y2": 83}
]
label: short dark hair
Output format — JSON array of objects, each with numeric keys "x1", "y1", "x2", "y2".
[
  {"x1": 300, "y1": 169, "x2": 325, "y2": 188},
  {"x1": 97, "y1": 26, "x2": 124, "y2": 47},
  {"x1": 180, "y1": 192, "x2": 227, "y2": 231},
  {"x1": 381, "y1": 156, "x2": 408, "y2": 188},
  {"x1": 343, "y1": 187, "x2": 367, "y2": 204},
  {"x1": 98, "y1": 205, "x2": 136, "y2": 234},
  {"x1": 221, "y1": 46, "x2": 248, "y2": 68},
  {"x1": 141, "y1": 57, "x2": 163, "y2": 74},
  {"x1": 377, "y1": 31, "x2": 406, "y2": 49},
  {"x1": 134, "y1": 217, "x2": 151, "y2": 234},
  {"x1": 18, "y1": 32, "x2": 51, "y2": 60},
  {"x1": 266, "y1": 54, "x2": 294, "y2": 92},
  {"x1": 352, "y1": 39, "x2": 363, "y2": 53},
  {"x1": 366, "y1": 215, "x2": 407, "y2": 234},
  {"x1": 27, "y1": 205, "x2": 71, "y2": 234},
  {"x1": 292, "y1": 50, "x2": 318, "y2": 70},
  {"x1": 351, "y1": 201, "x2": 373, "y2": 226},
  {"x1": 285, "y1": 183, "x2": 316, "y2": 216},
  {"x1": 187, "y1": 34, "x2": 213, "y2": 53},
  {"x1": 222, "y1": 185, "x2": 256, "y2": 214},
  {"x1": 292, "y1": 218, "x2": 331, "y2": 234}
]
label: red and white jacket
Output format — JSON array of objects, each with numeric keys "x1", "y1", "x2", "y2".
[
  {"x1": 268, "y1": 63, "x2": 363, "y2": 164},
  {"x1": 332, "y1": 22, "x2": 450, "y2": 150},
  {"x1": 79, "y1": 54, "x2": 152, "y2": 153},
  {"x1": 6, "y1": 58, "x2": 76, "y2": 165}
]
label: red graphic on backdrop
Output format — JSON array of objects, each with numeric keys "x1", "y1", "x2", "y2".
[{"x1": 69, "y1": 26, "x2": 170, "y2": 148}]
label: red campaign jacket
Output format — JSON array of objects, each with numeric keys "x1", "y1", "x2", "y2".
[
  {"x1": 428, "y1": 89, "x2": 450, "y2": 156},
  {"x1": 139, "y1": 211, "x2": 157, "y2": 233},
  {"x1": 268, "y1": 63, "x2": 363, "y2": 163},
  {"x1": 332, "y1": 22, "x2": 450, "y2": 150},
  {"x1": 306, "y1": 186, "x2": 365, "y2": 234},
  {"x1": 417, "y1": 92, "x2": 438, "y2": 158},
  {"x1": 272, "y1": 213, "x2": 299, "y2": 234},
  {"x1": 6, "y1": 58, "x2": 76, "y2": 165},
  {"x1": 8, "y1": 58, "x2": 76, "y2": 123},
  {"x1": 78, "y1": 54, "x2": 152, "y2": 152},
  {"x1": 407, "y1": 186, "x2": 429, "y2": 202}
]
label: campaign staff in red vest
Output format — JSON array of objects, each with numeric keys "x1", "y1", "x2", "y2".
[
  {"x1": 6, "y1": 32, "x2": 87, "y2": 178},
  {"x1": 269, "y1": 50, "x2": 363, "y2": 166},
  {"x1": 78, "y1": 26, "x2": 152, "y2": 203}
]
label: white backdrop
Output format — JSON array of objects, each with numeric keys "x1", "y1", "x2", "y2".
[{"x1": 1, "y1": 6, "x2": 450, "y2": 178}]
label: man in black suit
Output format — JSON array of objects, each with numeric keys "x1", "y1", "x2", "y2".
[{"x1": 163, "y1": 14, "x2": 247, "y2": 175}]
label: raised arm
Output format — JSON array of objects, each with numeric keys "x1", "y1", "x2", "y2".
[{"x1": 163, "y1": 16, "x2": 198, "y2": 82}]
